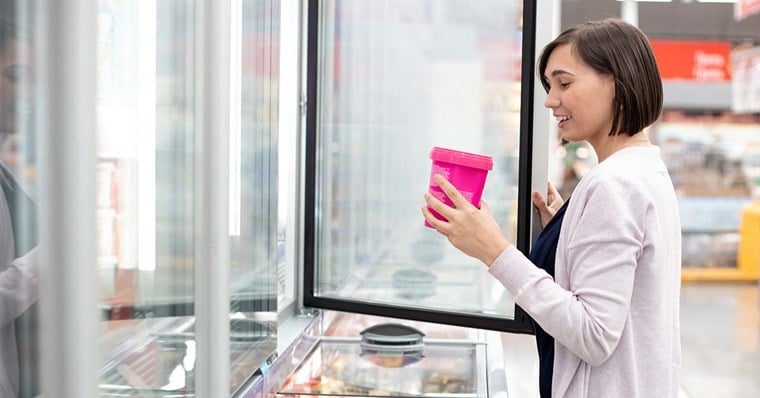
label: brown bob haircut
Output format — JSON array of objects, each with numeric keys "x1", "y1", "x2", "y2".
[{"x1": 537, "y1": 18, "x2": 663, "y2": 137}]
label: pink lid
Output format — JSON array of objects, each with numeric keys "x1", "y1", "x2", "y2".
[{"x1": 429, "y1": 146, "x2": 493, "y2": 171}]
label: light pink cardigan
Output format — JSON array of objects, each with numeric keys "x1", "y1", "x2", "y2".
[{"x1": 490, "y1": 146, "x2": 682, "y2": 398}]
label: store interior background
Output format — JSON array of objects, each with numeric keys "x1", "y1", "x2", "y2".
[
  {"x1": 506, "y1": 1, "x2": 760, "y2": 397},
  {"x1": 559, "y1": 0, "x2": 760, "y2": 281}
]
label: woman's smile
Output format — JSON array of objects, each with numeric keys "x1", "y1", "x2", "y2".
[{"x1": 555, "y1": 114, "x2": 572, "y2": 129}]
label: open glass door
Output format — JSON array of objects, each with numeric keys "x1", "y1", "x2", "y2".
[{"x1": 303, "y1": 0, "x2": 537, "y2": 333}]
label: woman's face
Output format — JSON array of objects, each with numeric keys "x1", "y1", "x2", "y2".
[
  {"x1": 0, "y1": 38, "x2": 33, "y2": 135},
  {"x1": 543, "y1": 43, "x2": 616, "y2": 145}
]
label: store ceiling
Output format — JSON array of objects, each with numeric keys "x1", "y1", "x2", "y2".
[{"x1": 561, "y1": 0, "x2": 760, "y2": 45}]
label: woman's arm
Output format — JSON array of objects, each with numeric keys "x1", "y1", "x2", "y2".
[
  {"x1": 423, "y1": 172, "x2": 641, "y2": 365},
  {"x1": 490, "y1": 180, "x2": 643, "y2": 365},
  {"x1": 0, "y1": 246, "x2": 39, "y2": 327}
]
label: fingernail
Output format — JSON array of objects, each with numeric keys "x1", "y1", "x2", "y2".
[{"x1": 434, "y1": 174, "x2": 443, "y2": 183}]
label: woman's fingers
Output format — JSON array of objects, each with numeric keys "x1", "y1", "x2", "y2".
[
  {"x1": 423, "y1": 174, "x2": 479, "y2": 235},
  {"x1": 432, "y1": 174, "x2": 472, "y2": 210},
  {"x1": 532, "y1": 189, "x2": 554, "y2": 226},
  {"x1": 423, "y1": 180, "x2": 510, "y2": 265},
  {"x1": 421, "y1": 202, "x2": 452, "y2": 235},
  {"x1": 532, "y1": 190, "x2": 548, "y2": 210},
  {"x1": 480, "y1": 199, "x2": 491, "y2": 214},
  {"x1": 424, "y1": 191, "x2": 456, "y2": 221},
  {"x1": 547, "y1": 181, "x2": 560, "y2": 197},
  {"x1": 546, "y1": 181, "x2": 563, "y2": 207}
]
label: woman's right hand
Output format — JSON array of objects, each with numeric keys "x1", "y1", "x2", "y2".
[{"x1": 532, "y1": 182, "x2": 563, "y2": 227}]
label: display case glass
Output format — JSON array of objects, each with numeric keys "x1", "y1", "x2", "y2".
[
  {"x1": 261, "y1": 311, "x2": 506, "y2": 398},
  {"x1": 303, "y1": 0, "x2": 536, "y2": 332},
  {"x1": 95, "y1": 0, "x2": 280, "y2": 395},
  {"x1": 277, "y1": 339, "x2": 486, "y2": 398},
  {"x1": 1, "y1": 2, "x2": 41, "y2": 396},
  {"x1": 98, "y1": 316, "x2": 276, "y2": 396}
]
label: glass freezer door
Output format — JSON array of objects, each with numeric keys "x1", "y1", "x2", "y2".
[
  {"x1": 94, "y1": 1, "x2": 281, "y2": 395},
  {"x1": 303, "y1": 0, "x2": 537, "y2": 333}
]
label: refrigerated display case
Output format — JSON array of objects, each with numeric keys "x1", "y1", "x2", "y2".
[
  {"x1": 26, "y1": 0, "x2": 548, "y2": 395},
  {"x1": 235, "y1": 1, "x2": 539, "y2": 396},
  {"x1": 249, "y1": 0, "x2": 539, "y2": 395},
  {"x1": 93, "y1": 0, "x2": 541, "y2": 395},
  {"x1": 249, "y1": 311, "x2": 508, "y2": 398}
]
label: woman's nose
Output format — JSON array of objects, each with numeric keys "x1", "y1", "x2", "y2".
[{"x1": 544, "y1": 90, "x2": 559, "y2": 108}]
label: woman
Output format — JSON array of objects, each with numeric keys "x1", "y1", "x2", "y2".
[
  {"x1": 0, "y1": 11, "x2": 40, "y2": 398},
  {"x1": 422, "y1": 19, "x2": 681, "y2": 398}
]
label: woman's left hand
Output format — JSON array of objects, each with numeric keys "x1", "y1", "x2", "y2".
[{"x1": 422, "y1": 174, "x2": 511, "y2": 267}]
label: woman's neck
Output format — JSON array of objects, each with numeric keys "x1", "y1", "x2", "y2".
[{"x1": 590, "y1": 133, "x2": 651, "y2": 162}]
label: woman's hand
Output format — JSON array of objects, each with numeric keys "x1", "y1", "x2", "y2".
[
  {"x1": 532, "y1": 181, "x2": 564, "y2": 227},
  {"x1": 422, "y1": 174, "x2": 510, "y2": 267}
]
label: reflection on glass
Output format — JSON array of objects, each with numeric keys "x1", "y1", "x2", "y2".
[
  {"x1": 234, "y1": 0, "x2": 280, "y2": 323},
  {"x1": 98, "y1": 316, "x2": 276, "y2": 396},
  {"x1": 229, "y1": 0, "x2": 280, "y2": 389},
  {"x1": 0, "y1": 1, "x2": 40, "y2": 396},
  {"x1": 314, "y1": 0, "x2": 523, "y2": 319},
  {"x1": 95, "y1": 0, "x2": 280, "y2": 395}
]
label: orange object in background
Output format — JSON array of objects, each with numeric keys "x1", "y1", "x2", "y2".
[
  {"x1": 681, "y1": 200, "x2": 760, "y2": 282},
  {"x1": 649, "y1": 40, "x2": 732, "y2": 82},
  {"x1": 737, "y1": 201, "x2": 760, "y2": 281}
]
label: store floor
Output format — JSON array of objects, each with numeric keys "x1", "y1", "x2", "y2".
[{"x1": 500, "y1": 282, "x2": 760, "y2": 398}]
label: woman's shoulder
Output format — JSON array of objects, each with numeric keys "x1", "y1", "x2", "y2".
[
  {"x1": 574, "y1": 164, "x2": 635, "y2": 196},
  {"x1": 571, "y1": 165, "x2": 654, "y2": 211},
  {"x1": 582, "y1": 147, "x2": 665, "y2": 187}
]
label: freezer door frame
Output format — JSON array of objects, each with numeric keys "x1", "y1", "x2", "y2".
[{"x1": 301, "y1": 0, "x2": 539, "y2": 334}]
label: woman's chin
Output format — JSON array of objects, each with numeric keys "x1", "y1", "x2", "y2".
[{"x1": 559, "y1": 134, "x2": 575, "y2": 144}]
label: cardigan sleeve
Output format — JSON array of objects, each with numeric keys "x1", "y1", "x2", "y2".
[
  {"x1": 490, "y1": 178, "x2": 644, "y2": 366},
  {"x1": 0, "y1": 246, "x2": 39, "y2": 327}
]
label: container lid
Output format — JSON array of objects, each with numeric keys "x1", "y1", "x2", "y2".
[
  {"x1": 359, "y1": 323, "x2": 425, "y2": 367},
  {"x1": 430, "y1": 146, "x2": 493, "y2": 171}
]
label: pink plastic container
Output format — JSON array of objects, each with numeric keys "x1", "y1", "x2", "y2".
[{"x1": 425, "y1": 146, "x2": 493, "y2": 228}]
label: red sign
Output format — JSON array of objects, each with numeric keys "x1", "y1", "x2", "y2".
[
  {"x1": 736, "y1": 0, "x2": 760, "y2": 21},
  {"x1": 649, "y1": 40, "x2": 732, "y2": 82}
]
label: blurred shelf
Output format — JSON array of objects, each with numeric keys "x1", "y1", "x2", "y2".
[{"x1": 681, "y1": 267, "x2": 759, "y2": 282}]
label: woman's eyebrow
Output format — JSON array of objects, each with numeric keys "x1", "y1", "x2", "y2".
[
  {"x1": 549, "y1": 69, "x2": 573, "y2": 78},
  {"x1": 543, "y1": 69, "x2": 573, "y2": 82}
]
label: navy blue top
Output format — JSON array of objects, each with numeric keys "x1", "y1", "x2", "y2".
[{"x1": 528, "y1": 199, "x2": 569, "y2": 398}]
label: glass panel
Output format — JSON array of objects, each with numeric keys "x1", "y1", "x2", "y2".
[
  {"x1": 95, "y1": 0, "x2": 281, "y2": 395},
  {"x1": 227, "y1": 0, "x2": 280, "y2": 387},
  {"x1": 313, "y1": 0, "x2": 524, "y2": 319},
  {"x1": 96, "y1": 0, "x2": 198, "y2": 394},
  {"x1": 95, "y1": 0, "x2": 195, "y2": 319},
  {"x1": 276, "y1": 0, "x2": 299, "y2": 315},
  {"x1": 1, "y1": 2, "x2": 41, "y2": 396}
]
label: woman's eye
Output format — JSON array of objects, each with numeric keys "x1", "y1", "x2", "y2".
[{"x1": 560, "y1": 82, "x2": 571, "y2": 88}]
